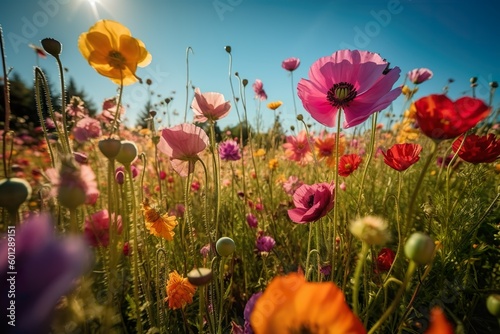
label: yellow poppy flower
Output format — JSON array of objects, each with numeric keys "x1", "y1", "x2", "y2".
[
  {"x1": 142, "y1": 200, "x2": 178, "y2": 241},
  {"x1": 78, "y1": 20, "x2": 152, "y2": 85},
  {"x1": 251, "y1": 273, "x2": 366, "y2": 334},
  {"x1": 267, "y1": 101, "x2": 283, "y2": 110},
  {"x1": 165, "y1": 271, "x2": 196, "y2": 310}
]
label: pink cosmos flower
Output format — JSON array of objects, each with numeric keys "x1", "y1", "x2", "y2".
[
  {"x1": 282, "y1": 57, "x2": 300, "y2": 72},
  {"x1": 282, "y1": 131, "x2": 313, "y2": 165},
  {"x1": 297, "y1": 49, "x2": 401, "y2": 128},
  {"x1": 191, "y1": 87, "x2": 231, "y2": 123},
  {"x1": 282, "y1": 175, "x2": 303, "y2": 196},
  {"x1": 288, "y1": 182, "x2": 335, "y2": 224},
  {"x1": 0, "y1": 214, "x2": 91, "y2": 334},
  {"x1": 407, "y1": 68, "x2": 433, "y2": 84},
  {"x1": 157, "y1": 123, "x2": 209, "y2": 177},
  {"x1": 72, "y1": 116, "x2": 102, "y2": 143},
  {"x1": 219, "y1": 139, "x2": 241, "y2": 161},
  {"x1": 252, "y1": 79, "x2": 268, "y2": 101},
  {"x1": 84, "y1": 209, "x2": 122, "y2": 247}
]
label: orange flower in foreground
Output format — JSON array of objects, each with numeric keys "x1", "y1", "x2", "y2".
[
  {"x1": 142, "y1": 200, "x2": 178, "y2": 241},
  {"x1": 314, "y1": 134, "x2": 346, "y2": 167},
  {"x1": 165, "y1": 271, "x2": 196, "y2": 310},
  {"x1": 78, "y1": 20, "x2": 152, "y2": 85},
  {"x1": 251, "y1": 273, "x2": 366, "y2": 334},
  {"x1": 425, "y1": 307, "x2": 454, "y2": 334}
]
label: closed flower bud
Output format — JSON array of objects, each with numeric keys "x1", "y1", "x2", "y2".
[
  {"x1": 224, "y1": 45, "x2": 232, "y2": 53},
  {"x1": 404, "y1": 232, "x2": 435, "y2": 265},
  {"x1": 470, "y1": 77, "x2": 478, "y2": 84},
  {"x1": 116, "y1": 140, "x2": 138, "y2": 165},
  {"x1": 486, "y1": 294, "x2": 500, "y2": 318},
  {"x1": 297, "y1": 114, "x2": 304, "y2": 121},
  {"x1": 490, "y1": 81, "x2": 498, "y2": 89},
  {"x1": 216, "y1": 237, "x2": 235, "y2": 257},
  {"x1": 98, "y1": 138, "x2": 122, "y2": 159},
  {"x1": 58, "y1": 185, "x2": 86, "y2": 210},
  {"x1": 0, "y1": 178, "x2": 32, "y2": 213},
  {"x1": 41, "y1": 38, "x2": 62, "y2": 58},
  {"x1": 187, "y1": 267, "x2": 213, "y2": 286}
]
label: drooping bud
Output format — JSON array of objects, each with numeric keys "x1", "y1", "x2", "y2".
[
  {"x1": 41, "y1": 38, "x2": 62, "y2": 58},
  {"x1": 224, "y1": 45, "x2": 232, "y2": 53}
]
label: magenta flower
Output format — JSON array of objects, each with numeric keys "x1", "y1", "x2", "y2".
[
  {"x1": 282, "y1": 57, "x2": 300, "y2": 72},
  {"x1": 252, "y1": 79, "x2": 268, "y2": 101},
  {"x1": 72, "y1": 117, "x2": 102, "y2": 143},
  {"x1": 246, "y1": 213, "x2": 258, "y2": 228},
  {"x1": 191, "y1": 88, "x2": 231, "y2": 123},
  {"x1": 297, "y1": 49, "x2": 401, "y2": 128},
  {"x1": 288, "y1": 182, "x2": 335, "y2": 224},
  {"x1": 157, "y1": 123, "x2": 209, "y2": 177},
  {"x1": 0, "y1": 214, "x2": 92, "y2": 334},
  {"x1": 219, "y1": 139, "x2": 241, "y2": 161},
  {"x1": 407, "y1": 68, "x2": 433, "y2": 84},
  {"x1": 84, "y1": 209, "x2": 123, "y2": 247},
  {"x1": 256, "y1": 234, "x2": 276, "y2": 253}
]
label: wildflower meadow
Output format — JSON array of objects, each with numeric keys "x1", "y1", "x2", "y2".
[{"x1": 1, "y1": 17, "x2": 500, "y2": 334}]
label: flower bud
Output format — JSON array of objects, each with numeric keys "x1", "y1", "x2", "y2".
[
  {"x1": 41, "y1": 38, "x2": 62, "y2": 58},
  {"x1": 470, "y1": 77, "x2": 478, "y2": 84},
  {"x1": 297, "y1": 114, "x2": 304, "y2": 121},
  {"x1": 58, "y1": 186, "x2": 86, "y2": 210},
  {"x1": 224, "y1": 45, "x2": 232, "y2": 53},
  {"x1": 187, "y1": 267, "x2": 213, "y2": 286},
  {"x1": 216, "y1": 237, "x2": 235, "y2": 257},
  {"x1": 98, "y1": 138, "x2": 122, "y2": 160},
  {"x1": 490, "y1": 81, "x2": 499, "y2": 89},
  {"x1": 486, "y1": 294, "x2": 500, "y2": 318},
  {"x1": 0, "y1": 178, "x2": 32, "y2": 213},
  {"x1": 404, "y1": 232, "x2": 435, "y2": 265},
  {"x1": 116, "y1": 140, "x2": 138, "y2": 165}
]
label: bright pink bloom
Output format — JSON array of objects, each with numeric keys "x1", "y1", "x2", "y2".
[
  {"x1": 282, "y1": 130, "x2": 313, "y2": 165},
  {"x1": 191, "y1": 87, "x2": 231, "y2": 123},
  {"x1": 219, "y1": 139, "x2": 241, "y2": 161},
  {"x1": 282, "y1": 57, "x2": 300, "y2": 72},
  {"x1": 382, "y1": 143, "x2": 422, "y2": 171},
  {"x1": 246, "y1": 213, "x2": 258, "y2": 228},
  {"x1": 407, "y1": 68, "x2": 433, "y2": 84},
  {"x1": 452, "y1": 134, "x2": 500, "y2": 164},
  {"x1": 338, "y1": 154, "x2": 362, "y2": 177},
  {"x1": 297, "y1": 50, "x2": 401, "y2": 128},
  {"x1": 288, "y1": 182, "x2": 334, "y2": 224},
  {"x1": 84, "y1": 209, "x2": 122, "y2": 247},
  {"x1": 158, "y1": 123, "x2": 209, "y2": 177},
  {"x1": 252, "y1": 79, "x2": 268, "y2": 101},
  {"x1": 72, "y1": 116, "x2": 102, "y2": 143}
]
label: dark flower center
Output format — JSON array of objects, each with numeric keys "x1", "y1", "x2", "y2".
[
  {"x1": 108, "y1": 50, "x2": 126, "y2": 69},
  {"x1": 326, "y1": 82, "x2": 357, "y2": 107},
  {"x1": 307, "y1": 194, "x2": 315, "y2": 207}
]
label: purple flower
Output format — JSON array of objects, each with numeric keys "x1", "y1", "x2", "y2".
[
  {"x1": 219, "y1": 139, "x2": 241, "y2": 161},
  {"x1": 244, "y1": 292, "x2": 263, "y2": 334},
  {"x1": 246, "y1": 213, "x2": 258, "y2": 228},
  {"x1": 0, "y1": 214, "x2": 92, "y2": 334},
  {"x1": 256, "y1": 235, "x2": 276, "y2": 253}
]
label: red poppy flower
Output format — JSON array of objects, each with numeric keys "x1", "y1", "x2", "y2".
[
  {"x1": 414, "y1": 94, "x2": 490, "y2": 140},
  {"x1": 382, "y1": 143, "x2": 422, "y2": 171},
  {"x1": 452, "y1": 134, "x2": 500, "y2": 164},
  {"x1": 338, "y1": 154, "x2": 362, "y2": 177},
  {"x1": 375, "y1": 248, "x2": 396, "y2": 272}
]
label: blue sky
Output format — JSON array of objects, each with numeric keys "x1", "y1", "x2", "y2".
[{"x1": 1, "y1": 0, "x2": 498, "y2": 133}]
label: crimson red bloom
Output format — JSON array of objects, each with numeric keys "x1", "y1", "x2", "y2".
[
  {"x1": 375, "y1": 248, "x2": 396, "y2": 272},
  {"x1": 288, "y1": 182, "x2": 334, "y2": 224},
  {"x1": 382, "y1": 143, "x2": 422, "y2": 171},
  {"x1": 414, "y1": 94, "x2": 490, "y2": 140},
  {"x1": 338, "y1": 154, "x2": 362, "y2": 177},
  {"x1": 452, "y1": 134, "x2": 500, "y2": 164}
]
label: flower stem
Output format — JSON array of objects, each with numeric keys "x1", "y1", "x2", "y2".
[
  {"x1": 368, "y1": 260, "x2": 417, "y2": 334},
  {"x1": 332, "y1": 109, "x2": 342, "y2": 281},
  {"x1": 184, "y1": 47, "x2": 193, "y2": 123},
  {"x1": 353, "y1": 242, "x2": 369, "y2": 316},
  {"x1": 356, "y1": 112, "x2": 378, "y2": 213}
]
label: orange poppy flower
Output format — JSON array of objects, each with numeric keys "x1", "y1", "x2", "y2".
[
  {"x1": 425, "y1": 307, "x2": 454, "y2": 334},
  {"x1": 78, "y1": 20, "x2": 152, "y2": 85},
  {"x1": 250, "y1": 272, "x2": 366, "y2": 334},
  {"x1": 142, "y1": 200, "x2": 178, "y2": 241},
  {"x1": 314, "y1": 134, "x2": 346, "y2": 167},
  {"x1": 267, "y1": 101, "x2": 283, "y2": 110},
  {"x1": 165, "y1": 271, "x2": 196, "y2": 310}
]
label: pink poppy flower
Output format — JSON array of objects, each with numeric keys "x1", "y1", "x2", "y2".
[
  {"x1": 72, "y1": 116, "x2": 102, "y2": 143},
  {"x1": 158, "y1": 123, "x2": 209, "y2": 177},
  {"x1": 283, "y1": 130, "x2": 313, "y2": 165},
  {"x1": 256, "y1": 233, "x2": 276, "y2": 253},
  {"x1": 282, "y1": 57, "x2": 300, "y2": 72},
  {"x1": 252, "y1": 79, "x2": 268, "y2": 101},
  {"x1": 407, "y1": 68, "x2": 433, "y2": 84},
  {"x1": 84, "y1": 209, "x2": 122, "y2": 247},
  {"x1": 297, "y1": 49, "x2": 401, "y2": 128},
  {"x1": 191, "y1": 88, "x2": 231, "y2": 123},
  {"x1": 99, "y1": 97, "x2": 125, "y2": 122},
  {"x1": 288, "y1": 182, "x2": 335, "y2": 224}
]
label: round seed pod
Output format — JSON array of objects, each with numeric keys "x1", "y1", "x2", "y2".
[
  {"x1": 116, "y1": 140, "x2": 138, "y2": 165},
  {"x1": 0, "y1": 178, "x2": 32, "y2": 213},
  {"x1": 404, "y1": 232, "x2": 435, "y2": 265},
  {"x1": 187, "y1": 267, "x2": 213, "y2": 286},
  {"x1": 486, "y1": 294, "x2": 500, "y2": 318},
  {"x1": 98, "y1": 138, "x2": 122, "y2": 160},
  {"x1": 216, "y1": 237, "x2": 235, "y2": 257}
]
